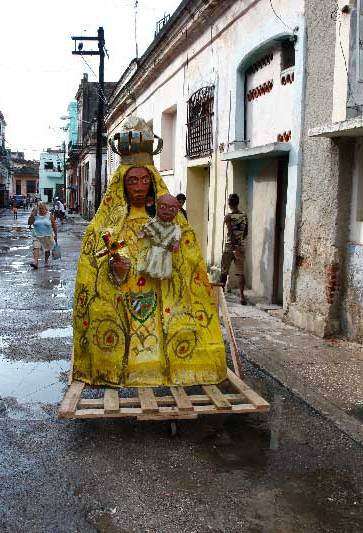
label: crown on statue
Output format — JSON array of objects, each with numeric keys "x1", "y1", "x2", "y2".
[{"x1": 109, "y1": 115, "x2": 163, "y2": 165}]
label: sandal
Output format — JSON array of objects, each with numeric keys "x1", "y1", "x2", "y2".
[{"x1": 30, "y1": 262, "x2": 38, "y2": 269}]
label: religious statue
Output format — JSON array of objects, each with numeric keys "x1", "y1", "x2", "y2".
[
  {"x1": 137, "y1": 193, "x2": 181, "y2": 280},
  {"x1": 73, "y1": 116, "x2": 227, "y2": 387}
]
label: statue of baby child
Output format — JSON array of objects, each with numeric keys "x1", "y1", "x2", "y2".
[{"x1": 138, "y1": 194, "x2": 181, "y2": 279}]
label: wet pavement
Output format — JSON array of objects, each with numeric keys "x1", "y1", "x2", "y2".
[{"x1": 0, "y1": 210, "x2": 362, "y2": 532}]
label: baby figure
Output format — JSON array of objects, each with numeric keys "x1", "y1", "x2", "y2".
[{"x1": 138, "y1": 194, "x2": 181, "y2": 279}]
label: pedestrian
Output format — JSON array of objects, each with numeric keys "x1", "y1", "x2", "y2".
[
  {"x1": 26, "y1": 196, "x2": 30, "y2": 209},
  {"x1": 12, "y1": 203, "x2": 18, "y2": 220},
  {"x1": 54, "y1": 197, "x2": 66, "y2": 224},
  {"x1": 220, "y1": 193, "x2": 248, "y2": 305},
  {"x1": 28, "y1": 202, "x2": 57, "y2": 269},
  {"x1": 176, "y1": 193, "x2": 187, "y2": 220}
]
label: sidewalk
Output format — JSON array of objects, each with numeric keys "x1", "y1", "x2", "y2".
[{"x1": 227, "y1": 294, "x2": 363, "y2": 444}]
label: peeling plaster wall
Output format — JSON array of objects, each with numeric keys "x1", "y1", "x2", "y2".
[
  {"x1": 288, "y1": 0, "x2": 358, "y2": 338},
  {"x1": 341, "y1": 141, "x2": 363, "y2": 340}
]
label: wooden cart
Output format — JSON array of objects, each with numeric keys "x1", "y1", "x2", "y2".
[{"x1": 59, "y1": 286, "x2": 270, "y2": 422}]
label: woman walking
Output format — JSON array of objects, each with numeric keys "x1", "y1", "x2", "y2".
[{"x1": 28, "y1": 202, "x2": 57, "y2": 269}]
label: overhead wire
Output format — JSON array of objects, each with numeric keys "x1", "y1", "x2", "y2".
[
  {"x1": 337, "y1": 9, "x2": 359, "y2": 111},
  {"x1": 268, "y1": 0, "x2": 294, "y2": 32}
]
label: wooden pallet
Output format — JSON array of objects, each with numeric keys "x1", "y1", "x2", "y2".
[
  {"x1": 58, "y1": 369, "x2": 269, "y2": 420},
  {"x1": 59, "y1": 285, "x2": 270, "y2": 421}
]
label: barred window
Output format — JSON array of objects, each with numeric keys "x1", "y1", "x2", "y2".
[{"x1": 186, "y1": 86, "x2": 215, "y2": 159}]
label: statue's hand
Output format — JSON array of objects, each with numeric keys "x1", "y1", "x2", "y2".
[{"x1": 110, "y1": 255, "x2": 131, "y2": 280}]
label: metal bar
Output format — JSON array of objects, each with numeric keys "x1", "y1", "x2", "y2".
[{"x1": 72, "y1": 51, "x2": 100, "y2": 56}]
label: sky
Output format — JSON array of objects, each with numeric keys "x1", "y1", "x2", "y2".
[{"x1": 0, "y1": 0, "x2": 180, "y2": 160}]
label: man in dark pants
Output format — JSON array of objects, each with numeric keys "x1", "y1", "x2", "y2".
[{"x1": 220, "y1": 193, "x2": 248, "y2": 305}]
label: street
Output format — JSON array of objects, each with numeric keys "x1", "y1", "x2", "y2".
[{"x1": 0, "y1": 209, "x2": 362, "y2": 533}]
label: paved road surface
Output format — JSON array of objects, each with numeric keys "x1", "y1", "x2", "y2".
[{"x1": 0, "y1": 210, "x2": 362, "y2": 532}]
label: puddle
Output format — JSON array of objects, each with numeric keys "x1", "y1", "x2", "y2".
[
  {"x1": 0, "y1": 337, "x2": 10, "y2": 351},
  {"x1": 39, "y1": 326, "x2": 73, "y2": 339},
  {"x1": 0, "y1": 354, "x2": 67, "y2": 415}
]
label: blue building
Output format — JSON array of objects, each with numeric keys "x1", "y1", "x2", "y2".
[
  {"x1": 39, "y1": 148, "x2": 64, "y2": 203},
  {"x1": 67, "y1": 101, "x2": 78, "y2": 146}
]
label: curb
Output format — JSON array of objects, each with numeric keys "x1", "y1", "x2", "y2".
[{"x1": 239, "y1": 347, "x2": 363, "y2": 446}]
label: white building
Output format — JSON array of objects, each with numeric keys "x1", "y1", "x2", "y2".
[
  {"x1": 39, "y1": 148, "x2": 65, "y2": 203},
  {"x1": 107, "y1": 0, "x2": 305, "y2": 307}
]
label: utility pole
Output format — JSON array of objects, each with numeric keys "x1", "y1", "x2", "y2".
[
  {"x1": 62, "y1": 140, "x2": 66, "y2": 205},
  {"x1": 71, "y1": 26, "x2": 105, "y2": 212}
]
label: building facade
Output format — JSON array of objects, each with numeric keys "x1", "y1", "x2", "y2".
[
  {"x1": 0, "y1": 111, "x2": 12, "y2": 207},
  {"x1": 10, "y1": 152, "x2": 39, "y2": 200},
  {"x1": 106, "y1": 0, "x2": 305, "y2": 307},
  {"x1": 67, "y1": 74, "x2": 116, "y2": 219},
  {"x1": 39, "y1": 148, "x2": 64, "y2": 203},
  {"x1": 288, "y1": 0, "x2": 363, "y2": 341}
]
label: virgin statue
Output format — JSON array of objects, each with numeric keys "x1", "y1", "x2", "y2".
[{"x1": 72, "y1": 116, "x2": 227, "y2": 388}]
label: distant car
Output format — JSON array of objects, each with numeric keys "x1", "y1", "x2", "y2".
[{"x1": 12, "y1": 195, "x2": 26, "y2": 207}]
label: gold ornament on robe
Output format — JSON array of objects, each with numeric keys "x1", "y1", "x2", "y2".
[{"x1": 72, "y1": 117, "x2": 226, "y2": 388}]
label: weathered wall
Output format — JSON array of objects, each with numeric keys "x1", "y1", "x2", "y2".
[
  {"x1": 288, "y1": 0, "x2": 357, "y2": 337},
  {"x1": 341, "y1": 140, "x2": 363, "y2": 340}
]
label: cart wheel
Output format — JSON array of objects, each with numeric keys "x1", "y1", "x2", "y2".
[{"x1": 170, "y1": 421, "x2": 178, "y2": 437}]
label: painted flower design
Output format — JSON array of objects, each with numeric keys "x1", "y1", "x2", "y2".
[
  {"x1": 194, "y1": 308, "x2": 209, "y2": 328},
  {"x1": 137, "y1": 277, "x2": 146, "y2": 287},
  {"x1": 75, "y1": 285, "x2": 89, "y2": 318},
  {"x1": 83, "y1": 230, "x2": 96, "y2": 255},
  {"x1": 168, "y1": 328, "x2": 197, "y2": 360},
  {"x1": 93, "y1": 319, "x2": 122, "y2": 352}
]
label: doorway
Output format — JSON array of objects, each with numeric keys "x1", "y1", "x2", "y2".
[
  {"x1": 186, "y1": 165, "x2": 210, "y2": 258},
  {"x1": 273, "y1": 159, "x2": 288, "y2": 304}
]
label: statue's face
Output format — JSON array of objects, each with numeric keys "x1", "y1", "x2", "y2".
[
  {"x1": 124, "y1": 167, "x2": 151, "y2": 207},
  {"x1": 157, "y1": 194, "x2": 180, "y2": 222}
]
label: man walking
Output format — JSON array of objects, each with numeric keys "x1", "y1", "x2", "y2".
[{"x1": 220, "y1": 193, "x2": 248, "y2": 305}]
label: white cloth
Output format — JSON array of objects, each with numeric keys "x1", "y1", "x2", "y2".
[
  {"x1": 54, "y1": 201, "x2": 65, "y2": 213},
  {"x1": 138, "y1": 218, "x2": 181, "y2": 279}
]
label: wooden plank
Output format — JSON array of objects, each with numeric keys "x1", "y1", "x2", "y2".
[
  {"x1": 68, "y1": 348, "x2": 75, "y2": 385},
  {"x1": 74, "y1": 407, "x2": 142, "y2": 419},
  {"x1": 170, "y1": 387, "x2": 194, "y2": 412},
  {"x1": 227, "y1": 369, "x2": 270, "y2": 409},
  {"x1": 78, "y1": 393, "x2": 244, "y2": 410},
  {"x1": 138, "y1": 388, "x2": 159, "y2": 413},
  {"x1": 211, "y1": 282, "x2": 223, "y2": 306},
  {"x1": 58, "y1": 381, "x2": 85, "y2": 418},
  {"x1": 219, "y1": 288, "x2": 243, "y2": 378},
  {"x1": 195, "y1": 403, "x2": 257, "y2": 414},
  {"x1": 138, "y1": 406, "x2": 198, "y2": 421},
  {"x1": 104, "y1": 389, "x2": 120, "y2": 414},
  {"x1": 202, "y1": 385, "x2": 232, "y2": 410}
]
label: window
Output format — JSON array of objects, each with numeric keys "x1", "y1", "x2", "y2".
[
  {"x1": 160, "y1": 106, "x2": 177, "y2": 171},
  {"x1": 281, "y1": 40, "x2": 295, "y2": 71},
  {"x1": 44, "y1": 161, "x2": 54, "y2": 170},
  {"x1": 44, "y1": 188, "x2": 53, "y2": 202},
  {"x1": 26, "y1": 180, "x2": 36, "y2": 194},
  {"x1": 186, "y1": 86, "x2": 215, "y2": 159},
  {"x1": 16, "y1": 180, "x2": 21, "y2": 195}
]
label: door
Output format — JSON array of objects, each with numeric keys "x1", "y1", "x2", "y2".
[
  {"x1": 186, "y1": 166, "x2": 210, "y2": 258},
  {"x1": 273, "y1": 159, "x2": 288, "y2": 304}
]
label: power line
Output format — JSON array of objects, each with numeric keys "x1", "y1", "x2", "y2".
[
  {"x1": 338, "y1": 13, "x2": 359, "y2": 110},
  {"x1": 268, "y1": 0, "x2": 294, "y2": 32}
]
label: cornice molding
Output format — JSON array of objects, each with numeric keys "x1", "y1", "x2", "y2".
[{"x1": 106, "y1": 0, "x2": 235, "y2": 127}]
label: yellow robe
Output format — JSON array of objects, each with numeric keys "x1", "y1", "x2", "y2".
[{"x1": 73, "y1": 164, "x2": 227, "y2": 387}]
